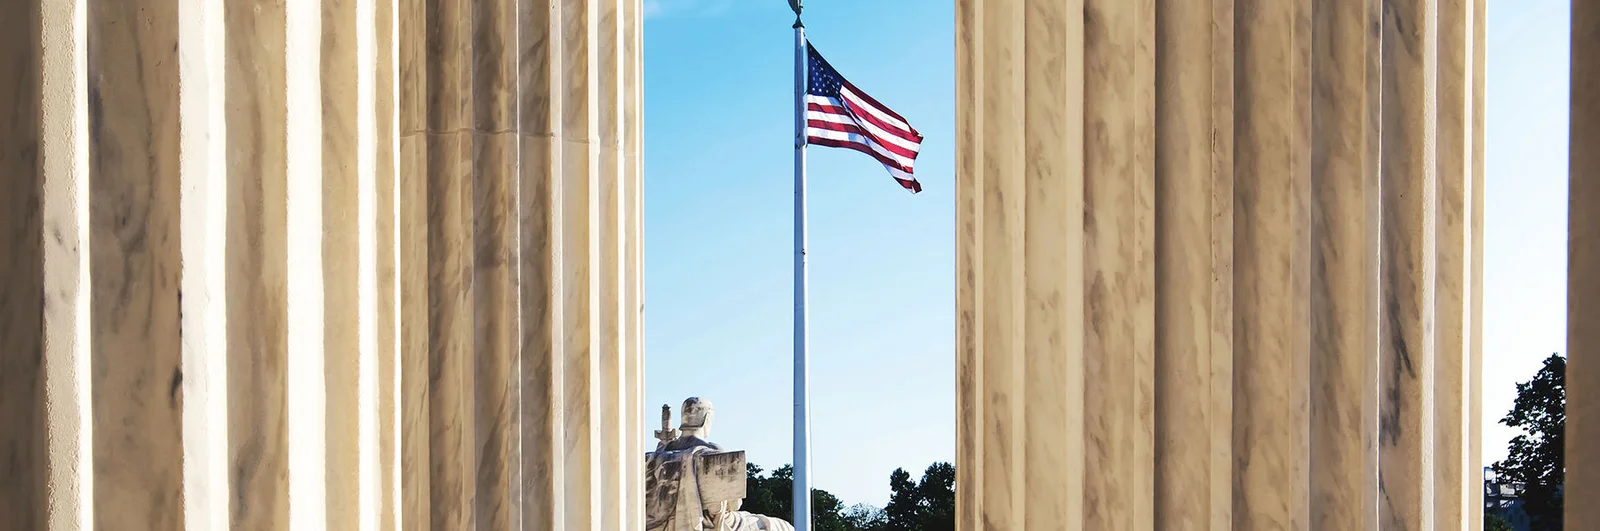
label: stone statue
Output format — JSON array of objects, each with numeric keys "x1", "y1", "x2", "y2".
[
  {"x1": 655, "y1": 404, "x2": 680, "y2": 451},
  {"x1": 661, "y1": 397, "x2": 720, "y2": 452},
  {"x1": 645, "y1": 398, "x2": 794, "y2": 531}
]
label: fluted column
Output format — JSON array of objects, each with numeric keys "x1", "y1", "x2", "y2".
[
  {"x1": 396, "y1": 0, "x2": 647, "y2": 529},
  {"x1": 473, "y1": 0, "x2": 518, "y2": 526},
  {"x1": 1083, "y1": 1, "x2": 1157, "y2": 527},
  {"x1": 89, "y1": 0, "x2": 188, "y2": 526},
  {"x1": 1469, "y1": 1, "x2": 1487, "y2": 528},
  {"x1": 957, "y1": 0, "x2": 1075, "y2": 528},
  {"x1": 1308, "y1": 0, "x2": 1381, "y2": 528},
  {"x1": 1378, "y1": 0, "x2": 1439, "y2": 528},
  {"x1": 397, "y1": 0, "x2": 431, "y2": 525},
  {"x1": 1232, "y1": 0, "x2": 1314, "y2": 526},
  {"x1": 515, "y1": 1, "x2": 645, "y2": 529},
  {"x1": 952, "y1": 0, "x2": 981, "y2": 526},
  {"x1": 2, "y1": 0, "x2": 642, "y2": 529},
  {"x1": 1469, "y1": 2, "x2": 1486, "y2": 529},
  {"x1": 956, "y1": 1, "x2": 1484, "y2": 529},
  {"x1": 624, "y1": 2, "x2": 647, "y2": 526},
  {"x1": 322, "y1": 0, "x2": 368, "y2": 526},
  {"x1": 373, "y1": 0, "x2": 402, "y2": 527},
  {"x1": 955, "y1": 0, "x2": 1156, "y2": 527},
  {"x1": 1436, "y1": 0, "x2": 1479, "y2": 525},
  {"x1": 1153, "y1": 0, "x2": 1233, "y2": 528},
  {"x1": 179, "y1": 0, "x2": 229, "y2": 527},
  {"x1": 223, "y1": 0, "x2": 293, "y2": 527},
  {"x1": 1569, "y1": 1, "x2": 1600, "y2": 528},
  {"x1": 0, "y1": 0, "x2": 90, "y2": 528}
]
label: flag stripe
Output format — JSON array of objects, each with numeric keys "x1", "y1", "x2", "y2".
[
  {"x1": 806, "y1": 95, "x2": 920, "y2": 163},
  {"x1": 806, "y1": 96, "x2": 922, "y2": 145},
  {"x1": 840, "y1": 80, "x2": 917, "y2": 131},
  {"x1": 840, "y1": 86, "x2": 920, "y2": 139},
  {"x1": 806, "y1": 126, "x2": 916, "y2": 171},
  {"x1": 806, "y1": 137, "x2": 923, "y2": 193},
  {"x1": 806, "y1": 113, "x2": 921, "y2": 157}
]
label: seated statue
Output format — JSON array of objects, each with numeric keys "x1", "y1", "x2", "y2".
[{"x1": 646, "y1": 398, "x2": 794, "y2": 531}]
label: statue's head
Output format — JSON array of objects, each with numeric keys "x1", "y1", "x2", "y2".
[{"x1": 679, "y1": 397, "x2": 714, "y2": 436}]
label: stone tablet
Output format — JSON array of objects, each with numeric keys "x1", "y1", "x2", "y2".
[
  {"x1": 694, "y1": 450, "x2": 747, "y2": 505},
  {"x1": 645, "y1": 398, "x2": 793, "y2": 531}
]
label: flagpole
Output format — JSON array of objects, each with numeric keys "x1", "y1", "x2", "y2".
[{"x1": 790, "y1": 1, "x2": 812, "y2": 530}]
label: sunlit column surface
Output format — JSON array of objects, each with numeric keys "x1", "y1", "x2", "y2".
[
  {"x1": 0, "y1": 0, "x2": 643, "y2": 529},
  {"x1": 955, "y1": 1, "x2": 1484, "y2": 529}
]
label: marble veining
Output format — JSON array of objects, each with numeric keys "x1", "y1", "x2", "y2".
[
  {"x1": 1433, "y1": 0, "x2": 1477, "y2": 525},
  {"x1": 960, "y1": 0, "x2": 1482, "y2": 529},
  {"x1": 88, "y1": 0, "x2": 186, "y2": 527},
  {"x1": 0, "y1": 0, "x2": 1519, "y2": 529},
  {"x1": 1377, "y1": 0, "x2": 1439, "y2": 528},
  {"x1": 0, "y1": 1, "x2": 47, "y2": 526},
  {"x1": 1307, "y1": 1, "x2": 1383, "y2": 529}
]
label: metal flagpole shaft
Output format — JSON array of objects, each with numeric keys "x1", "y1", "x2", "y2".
[{"x1": 791, "y1": 4, "x2": 812, "y2": 531}]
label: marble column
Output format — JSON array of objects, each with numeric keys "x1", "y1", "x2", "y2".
[
  {"x1": 1568, "y1": 1, "x2": 1600, "y2": 528},
  {"x1": 395, "y1": 0, "x2": 645, "y2": 529},
  {"x1": 1153, "y1": 0, "x2": 1233, "y2": 528},
  {"x1": 179, "y1": 0, "x2": 229, "y2": 527},
  {"x1": 472, "y1": 0, "x2": 518, "y2": 528},
  {"x1": 374, "y1": 0, "x2": 403, "y2": 527},
  {"x1": 1470, "y1": 2, "x2": 1487, "y2": 528},
  {"x1": 1436, "y1": 0, "x2": 1479, "y2": 526},
  {"x1": 1231, "y1": 0, "x2": 1314, "y2": 527},
  {"x1": 0, "y1": 0, "x2": 90, "y2": 528},
  {"x1": 223, "y1": 0, "x2": 293, "y2": 527},
  {"x1": 92, "y1": 0, "x2": 189, "y2": 525},
  {"x1": 1308, "y1": 0, "x2": 1381, "y2": 528},
  {"x1": 1378, "y1": 0, "x2": 1439, "y2": 528},
  {"x1": 955, "y1": 1, "x2": 1484, "y2": 529},
  {"x1": 1, "y1": 0, "x2": 643, "y2": 529},
  {"x1": 322, "y1": 0, "x2": 368, "y2": 526},
  {"x1": 955, "y1": 0, "x2": 1156, "y2": 527},
  {"x1": 514, "y1": 0, "x2": 645, "y2": 529}
]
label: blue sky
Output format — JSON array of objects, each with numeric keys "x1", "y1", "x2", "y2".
[
  {"x1": 641, "y1": 0, "x2": 1571, "y2": 507},
  {"x1": 641, "y1": 0, "x2": 955, "y2": 507},
  {"x1": 1481, "y1": 0, "x2": 1570, "y2": 468}
]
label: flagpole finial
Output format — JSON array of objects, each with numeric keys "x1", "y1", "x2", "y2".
[{"x1": 789, "y1": 0, "x2": 803, "y2": 27}]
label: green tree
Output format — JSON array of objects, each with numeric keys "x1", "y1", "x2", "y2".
[
  {"x1": 883, "y1": 463, "x2": 957, "y2": 531},
  {"x1": 1491, "y1": 353, "x2": 1566, "y2": 530},
  {"x1": 743, "y1": 463, "x2": 784, "y2": 519},
  {"x1": 1486, "y1": 512, "x2": 1515, "y2": 531},
  {"x1": 915, "y1": 462, "x2": 956, "y2": 531},
  {"x1": 741, "y1": 461, "x2": 954, "y2": 531},
  {"x1": 842, "y1": 504, "x2": 888, "y2": 531},
  {"x1": 884, "y1": 468, "x2": 919, "y2": 531},
  {"x1": 740, "y1": 463, "x2": 853, "y2": 531},
  {"x1": 810, "y1": 489, "x2": 851, "y2": 531},
  {"x1": 741, "y1": 464, "x2": 793, "y2": 522}
]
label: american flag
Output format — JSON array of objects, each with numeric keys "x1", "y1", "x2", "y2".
[{"x1": 805, "y1": 42, "x2": 924, "y2": 193}]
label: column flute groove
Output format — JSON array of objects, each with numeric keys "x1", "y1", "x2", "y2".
[
  {"x1": 1568, "y1": 1, "x2": 1600, "y2": 528},
  {"x1": 1436, "y1": 0, "x2": 1477, "y2": 526},
  {"x1": 1231, "y1": 0, "x2": 1314, "y2": 527},
  {"x1": 1377, "y1": 0, "x2": 1439, "y2": 527},
  {"x1": 1154, "y1": 0, "x2": 1234, "y2": 527},
  {"x1": 1308, "y1": 0, "x2": 1382, "y2": 528}
]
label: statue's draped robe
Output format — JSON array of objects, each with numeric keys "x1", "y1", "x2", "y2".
[
  {"x1": 644, "y1": 444, "x2": 794, "y2": 531},
  {"x1": 722, "y1": 512, "x2": 793, "y2": 531},
  {"x1": 645, "y1": 446, "x2": 714, "y2": 531}
]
